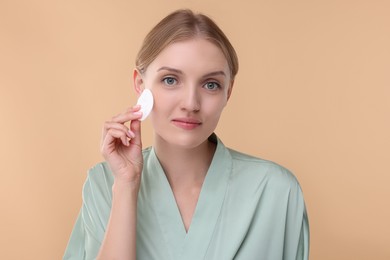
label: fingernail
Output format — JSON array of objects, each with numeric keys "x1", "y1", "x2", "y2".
[
  {"x1": 134, "y1": 111, "x2": 142, "y2": 116},
  {"x1": 128, "y1": 130, "x2": 135, "y2": 138}
]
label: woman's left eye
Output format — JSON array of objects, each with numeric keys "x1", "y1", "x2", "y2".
[{"x1": 203, "y1": 82, "x2": 220, "y2": 91}]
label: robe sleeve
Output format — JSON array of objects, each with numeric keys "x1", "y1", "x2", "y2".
[
  {"x1": 295, "y1": 206, "x2": 310, "y2": 260},
  {"x1": 63, "y1": 210, "x2": 86, "y2": 259},
  {"x1": 63, "y1": 163, "x2": 113, "y2": 260},
  {"x1": 283, "y1": 170, "x2": 310, "y2": 260}
]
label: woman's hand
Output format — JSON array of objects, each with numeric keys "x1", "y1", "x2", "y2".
[
  {"x1": 98, "y1": 105, "x2": 142, "y2": 260},
  {"x1": 100, "y1": 105, "x2": 143, "y2": 185}
]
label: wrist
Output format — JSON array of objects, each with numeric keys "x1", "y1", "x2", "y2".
[{"x1": 112, "y1": 180, "x2": 140, "y2": 199}]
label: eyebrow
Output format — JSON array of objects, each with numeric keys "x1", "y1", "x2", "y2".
[
  {"x1": 203, "y1": 71, "x2": 227, "y2": 78},
  {"x1": 157, "y1": 66, "x2": 227, "y2": 78},
  {"x1": 157, "y1": 66, "x2": 183, "y2": 74}
]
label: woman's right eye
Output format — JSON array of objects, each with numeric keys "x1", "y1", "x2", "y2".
[{"x1": 162, "y1": 77, "x2": 177, "y2": 86}]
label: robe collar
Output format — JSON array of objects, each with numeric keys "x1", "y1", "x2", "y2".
[{"x1": 144, "y1": 133, "x2": 233, "y2": 260}]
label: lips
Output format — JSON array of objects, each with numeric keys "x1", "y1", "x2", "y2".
[{"x1": 171, "y1": 117, "x2": 202, "y2": 130}]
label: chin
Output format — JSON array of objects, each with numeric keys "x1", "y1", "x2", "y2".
[{"x1": 155, "y1": 130, "x2": 212, "y2": 149}]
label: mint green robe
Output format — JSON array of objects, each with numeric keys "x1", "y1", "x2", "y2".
[{"x1": 64, "y1": 135, "x2": 309, "y2": 259}]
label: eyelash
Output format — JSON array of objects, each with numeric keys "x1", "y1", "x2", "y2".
[
  {"x1": 162, "y1": 76, "x2": 178, "y2": 86},
  {"x1": 203, "y1": 81, "x2": 221, "y2": 91},
  {"x1": 161, "y1": 76, "x2": 222, "y2": 91}
]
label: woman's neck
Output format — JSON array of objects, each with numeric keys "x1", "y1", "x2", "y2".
[{"x1": 153, "y1": 135, "x2": 216, "y2": 190}]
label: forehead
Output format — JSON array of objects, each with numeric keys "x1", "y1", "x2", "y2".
[{"x1": 146, "y1": 38, "x2": 230, "y2": 76}]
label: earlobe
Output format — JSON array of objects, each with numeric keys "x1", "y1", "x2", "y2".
[{"x1": 133, "y1": 69, "x2": 144, "y2": 96}]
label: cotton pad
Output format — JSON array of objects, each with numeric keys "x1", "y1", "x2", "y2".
[{"x1": 136, "y1": 89, "x2": 154, "y2": 121}]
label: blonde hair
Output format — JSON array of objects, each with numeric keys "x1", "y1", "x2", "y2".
[{"x1": 135, "y1": 9, "x2": 239, "y2": 80}]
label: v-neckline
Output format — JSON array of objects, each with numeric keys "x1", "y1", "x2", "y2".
[{"x1": 146, "y1": 136, "x2": 232, "y2": 260}]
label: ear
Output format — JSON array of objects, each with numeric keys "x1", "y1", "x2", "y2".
[
  {"x1": 133, "y1": 69, "x2": 144, "y2": 96},
  {"x1": 227, "y1": 80, "x2": 234, "y2": 101}
]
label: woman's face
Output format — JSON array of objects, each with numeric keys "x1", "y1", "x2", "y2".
[{"x1": 137, "y1": 38, "x2": 233, "y2": 149}]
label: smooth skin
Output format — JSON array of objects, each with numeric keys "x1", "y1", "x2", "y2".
[
  {"x1": 98, "y1": 106, "x2": 143, "y2": 260},
  {"x1": 97, "y1": 38, "x2": 234, "y2": 259}
]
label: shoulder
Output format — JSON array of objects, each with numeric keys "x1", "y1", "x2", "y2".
[
  {"x1": 82, "y1": 162, "x2": 114, "y2": 204},
  {"x1": 225, "y1": 147, "x2": 307, "y2": 218},
  {"x1": 227, "y1": 147, "x2": 301, "y2": 191},
  {"x1": 84, "y1": 162, "x2": 114, "y2": 189}
]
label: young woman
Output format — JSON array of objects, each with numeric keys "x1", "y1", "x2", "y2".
[{"x1": 64, "y1": 9, "x2": 309, "y2": 260}]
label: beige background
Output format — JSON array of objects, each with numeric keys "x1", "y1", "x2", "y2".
[{"x1": 1, "y1": 0, "x2": 389, "y2": 259}]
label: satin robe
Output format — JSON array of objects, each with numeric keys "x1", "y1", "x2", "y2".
[{"x1": 64, "y1": 135, "x2": 309, "y2": 259}]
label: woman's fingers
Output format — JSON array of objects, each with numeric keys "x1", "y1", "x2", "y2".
[
  {"x1": 129, "y1": 119, "x2": 142, "y2": 147},
  {"x1": 111, "y1": 105, "x2": 142, "y2": 124},
  {"x1": 100, "y1": 106, "x2": 145, "y2": 179},
  {"x1": 101, "y1": 123, "x2": 129, "y2": 150},
  {"x1": 101, "y1": 106, "x2": 143, "y2": 146},
  {"x1": 102, "y1": 128, "x2": 128, "y2": 149},
  {"x1": 104, "y1": 121, "x2": 134, "y2": 139}
]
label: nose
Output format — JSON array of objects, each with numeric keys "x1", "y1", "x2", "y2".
[{"x1": 180, "y1": 85, "x2": 200, "y2": 112}]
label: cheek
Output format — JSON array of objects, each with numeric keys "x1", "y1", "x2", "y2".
[
  {"x1": 153, "y1": 92, "x2": 171, "y2": 108},
  {"x1": 205, "y1": 97, "x2": 227, "y2": 113},
  {"x1": 150, "y1": 92, "x2": 177, "y2": 119}
]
